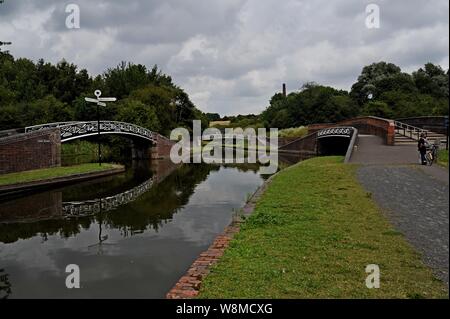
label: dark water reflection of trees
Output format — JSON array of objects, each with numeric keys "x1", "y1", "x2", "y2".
[{"x1": 0, "y1": 162, "x2": 262, "y2": 245}]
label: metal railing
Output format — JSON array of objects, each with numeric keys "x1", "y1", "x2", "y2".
[
  {"x1": 62, "y1": 176, "x2": 156, "y2": 218},
  {"x1": 394, "y1": 121, "x2": 428, "y2": 141},
  {"x1": 25, "y1": 121, "x2": 158, "y2": 143}
]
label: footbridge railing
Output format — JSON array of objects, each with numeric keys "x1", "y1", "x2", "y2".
[
  {"x1": 394, "y1": 121, "x2": 428, "y2": 141},
  {"x1": 25, "y1": 121, "x2": 158, "y2": 143}
]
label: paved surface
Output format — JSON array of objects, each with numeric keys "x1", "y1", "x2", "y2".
[
  {"x1": 351, "y1": 135, "x2": 421, "y2": 165},
  {"x1": 352, "y1": 135, "x2": 449, "y2": 288}
]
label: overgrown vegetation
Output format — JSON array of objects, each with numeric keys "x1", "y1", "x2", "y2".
[
  {"x1": 199, "y1": 157, "x2": 447, "y2": 298},
  {"x1": 0, "y1": 163, "x2": 122, "y2": 186},
  {"x1": 61, "y1": 140, "x2": 114, "y2": 166},
  {"x1": 279, "y1": 126, "x2": 308, "y2": 138}
]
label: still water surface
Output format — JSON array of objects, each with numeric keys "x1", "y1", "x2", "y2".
[{"x1": 0, "y1": 161, "x2": 267, "y2": 298}]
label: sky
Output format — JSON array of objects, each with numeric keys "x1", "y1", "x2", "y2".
[{"x1": 0, "y1": 0, "x2": 448, "y2": 116}]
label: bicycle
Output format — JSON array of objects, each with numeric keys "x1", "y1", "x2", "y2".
[{"x1": 425, "y1": 143, "x2": 439, "y2": 166}]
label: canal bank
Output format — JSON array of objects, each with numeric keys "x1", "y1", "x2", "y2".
[
  {"x1": 0, "y1": 163, "x2": 125, "y2": 197},
  {"x1": 0, "y1": 162, "x2": 266, "y2": 298},
  {"x1": 182, "y1": 156, "x2": 447, "y2": 299}
]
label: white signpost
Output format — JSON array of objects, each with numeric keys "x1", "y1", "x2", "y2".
[{"x1": 84, "y1": 90, "x2": 117, "y2": 166}]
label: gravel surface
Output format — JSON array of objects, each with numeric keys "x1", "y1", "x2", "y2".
[{"x1": 357, "y1": 165, "x2": 449, "y2": 287}]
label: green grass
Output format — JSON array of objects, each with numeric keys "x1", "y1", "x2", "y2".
[
  {"x1": 0, "y1": 163, "x2": 123, "y2": 186},
  {"x1": 279, "y1": 126, "x2": 308, "y2": 138},
  {"x1": 199, "y1": 156, "x2": 447, "y2": 299},
  {"x1": 437, "y1": 149, "x2": 448, "y2": 168}
]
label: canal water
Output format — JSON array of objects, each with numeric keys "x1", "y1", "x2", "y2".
[{"x1": 0, "y1": 161, "x2": 272, "y2": 298}]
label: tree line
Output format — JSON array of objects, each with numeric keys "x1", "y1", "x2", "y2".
[
  {"x1": 230, "y1": 62, "x2": 449, "y2": 129},
  {"x1": 0, "y1": 52, "x2": 208, "y2": 136},
  {"x1": 1, "y1": 53, "x2": 448, "y2": 134}
]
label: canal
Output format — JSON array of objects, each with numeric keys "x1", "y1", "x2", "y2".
[{"x1": 0, "y1": 160, "x2": 277, "y2": 298}]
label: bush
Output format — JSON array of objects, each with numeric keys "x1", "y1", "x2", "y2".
[
  {"x1": 61, "y1": 140, "x2": 113, "y2": 166},
  {"x1": 278, "y1": 126, "x2": 308, "y2": 138}
]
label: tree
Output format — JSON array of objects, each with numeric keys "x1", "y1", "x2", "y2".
[
  {"x1": 115, "y1": 98, "x2": 160, "y2": 131},
  {"x1": 24, "y1": 95, "x2": 74, "y2": 125},
  {"x1": 206, "y1": 113, "x2": 221, "y2": 121},
  {"x1": 413, "y1": 63, "x2": 449, "y2": 98},
  {"x1": 350, "y1": 61, "x2": 448, "y2": 118},
  {"x1": 0, "y1": 53, "x2": 206, "y2": 135},
  {"x1": 361, "y1": 101, "x2": 393, "y2": 118},
  {"x1": 351, "y1": 62, "x2": 405, "y2": 105},
  {"x1": 261, "y1": 84, "x2": 358, "y2": 128}
]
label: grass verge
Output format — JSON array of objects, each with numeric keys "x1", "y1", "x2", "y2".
[
  {"x1": 199, "y1": 156, "x2": 447, "y2": 298},
  {"x1": 0, "y1": 163, "x2": 123, "y2": 186},
  {"x1": 437, "y1": 149, "x2": 448, "y2": 168}
]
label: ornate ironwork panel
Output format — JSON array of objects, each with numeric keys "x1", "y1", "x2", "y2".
[
  {"x1": 25, "y1": 121, "x2": 157, "y2": 143},
  {"x1": 317, "y1": 127, "x2": 354, "y2": 139},
  {"x1": 62, "y1": 176, "x2": 156, "y2": 217}
]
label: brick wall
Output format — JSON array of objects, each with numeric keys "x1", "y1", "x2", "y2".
[
  {"x1": 278, "y1": 132, "x2": 318, "y2": 154},
  {"x1": 0, "y1": 128, "x2": 61, "y2": 175},
  {"x1": 151, "y1": 135, "x2": 176, "y2": 159},
  {"x1": 308, "y1": 116, "x2": 395, "y2": 145}
]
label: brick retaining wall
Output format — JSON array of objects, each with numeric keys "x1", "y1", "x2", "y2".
[{"x1": 0, "y1": 128, "x2": 61, "y2": 175}]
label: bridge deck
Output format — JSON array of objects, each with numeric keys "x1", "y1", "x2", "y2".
[{"x1": 350, "y1": 135, "x2": 419, "y2": 165}]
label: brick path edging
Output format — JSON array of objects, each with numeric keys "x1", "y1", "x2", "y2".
[{"x1": 166, "y1": 173, "x2": 277, "y2": 299}]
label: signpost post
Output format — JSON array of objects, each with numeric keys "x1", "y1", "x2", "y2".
[{"x1": 85, "y1": 90, "x2": 116, "y2": 166}]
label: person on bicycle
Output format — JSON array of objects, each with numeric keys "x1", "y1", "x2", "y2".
[{"x1": 418, "y1": 133, "x2": 429, "y2": 165}]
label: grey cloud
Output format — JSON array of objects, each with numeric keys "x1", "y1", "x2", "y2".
[{"x1": 0, "y1": 0, "x2": 448, "y2": 115}]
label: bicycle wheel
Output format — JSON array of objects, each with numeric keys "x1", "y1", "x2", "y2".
[{"x1": 426, "y1": 152, "x2": 433, "y2": 166}]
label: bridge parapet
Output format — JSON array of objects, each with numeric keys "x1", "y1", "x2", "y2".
[
  {"x1": 26, "y1": 121, "x2": 158, "y2": 144},
  {"x1": 309, "y1": 116, "x2": 395, "y2": 145}
]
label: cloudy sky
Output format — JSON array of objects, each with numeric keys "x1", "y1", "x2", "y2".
[{"x1": 0, "y1": 0, "x2": 448, "y2": 115}]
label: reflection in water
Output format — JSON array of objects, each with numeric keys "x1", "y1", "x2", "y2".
[
  {"x1": 0, "y1": 160, "x2": 267, "y2": 298},
  {"x1": 63, "y1": 176, "x2": 158, "y2": 218},
  {"x1": 0, "y1": 268, "x2": 12, "y2": 299},
  {"x1": 86, "y1": 213, "x2": 117, "y2": 256}
]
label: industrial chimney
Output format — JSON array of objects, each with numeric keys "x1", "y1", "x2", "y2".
[{"x1": 282, "y1": 83, "x2": 287, "y2": 97}]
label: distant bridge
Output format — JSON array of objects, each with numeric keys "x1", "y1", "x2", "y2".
[{"x1": 25, "y1": 121, "x2": 160, "y2": 144}]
